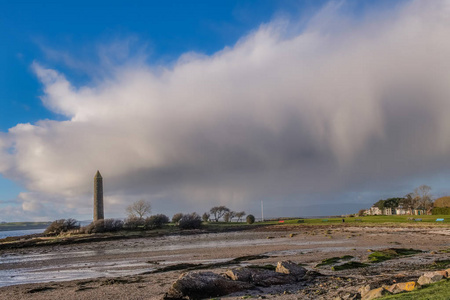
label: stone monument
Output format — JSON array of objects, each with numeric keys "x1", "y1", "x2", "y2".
[{"x1": 94, "y1": 170, "x2": 104, "y2": 221}]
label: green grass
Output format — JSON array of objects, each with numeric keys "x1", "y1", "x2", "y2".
[
  {"x1": 431, "y1": 259, "x2": 450, "y2": 269},
  {"x1": 331, "y1": 262, "x2": 369, "y2": 271},
  {"x1": 316, "y1": 255, "x2": 354, "y2": 267},
  {"x1": 170, "y1": 215, "x2": 450, "y2": 228},
  {"x1": 253, "y1": 215, "x2": 450, "y2": 226},
  {"x1": 315, "y1": 255, "x2": 368, "y2": 271},
  {"x1": 368, "y1": 248, "x2": 422, "y2": 263},
  {"x1": 316, "y1": 257, "x2": 341, "y2": 267},
  {"x1": 354, "y1": 215, "x2": 449, "y2": 223},
  {"x1": 380, "y1": 279, "x2": 450, "y2": 300}
]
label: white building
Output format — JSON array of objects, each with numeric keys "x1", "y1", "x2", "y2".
[{"x1": 368, "y1": 206, "x2": 382, "y2": 215}]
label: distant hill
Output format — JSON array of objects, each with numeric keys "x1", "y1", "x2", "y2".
[
  {"x1": 0, "y1": 222, "x2": 51, "y2": 231},
  {"x1": 434, "y1": 196, "x2": 450, "y2": 208}
]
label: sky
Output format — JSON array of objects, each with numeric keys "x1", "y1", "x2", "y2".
[{"x1": 1, "y1": 0, "x2": 450, "y2": 222}]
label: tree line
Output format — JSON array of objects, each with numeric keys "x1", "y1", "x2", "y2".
[
  {"x1": 44, "y1": 200, "x2": 255, "y2": 236},
  {"x1": 360, "y1": 185, "x2": 435, "y2": 215}
]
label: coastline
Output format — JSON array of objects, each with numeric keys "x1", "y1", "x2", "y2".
[{"x1": 0, "y1": 224, "x2": 449, "y2": 299}]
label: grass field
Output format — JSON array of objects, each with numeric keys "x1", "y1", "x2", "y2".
[
  {"x1": 255, "y1": 215, "x2": 450, "y2": 225},
  {"x1": 1, "y1": 214, "x2": 448, "y2": 234}
]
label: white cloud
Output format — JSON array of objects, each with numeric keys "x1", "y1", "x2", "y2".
[{"x1": 2, "y1": 0, "x2": 450, "y2": 219}]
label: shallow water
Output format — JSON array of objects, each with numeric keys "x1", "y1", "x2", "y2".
[
  {"x1": 0, "y1": 231, "x2": 352, "y2": 287},
  {"x1": 0, "y1": 256, "x2": 233, "y2": 287}
]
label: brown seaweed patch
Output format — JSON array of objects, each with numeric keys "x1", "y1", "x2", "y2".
[{"x1": 26, "y1": 286, "x2": 56, "y2": 293}]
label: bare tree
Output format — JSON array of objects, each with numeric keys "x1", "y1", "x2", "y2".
[
  {"x1": 223, "y1": 211, "x2": 236, "y2": 222},
  {"x1": 413, "y1": 185, "x2": 433, "y2": 210},
  {"x1": 209, "y1": 206, "x2": 230, "y2": 222},
  {"x1": 235, "y1": 211, "x2": 246, "y2": 222},
  {"x1": 126, "y1": 199, "x2": 152, "y2": 219}
]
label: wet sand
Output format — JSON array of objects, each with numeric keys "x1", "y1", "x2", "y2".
[{"x1": 0, "y1": 225, "x2": 449, "y2": 299}]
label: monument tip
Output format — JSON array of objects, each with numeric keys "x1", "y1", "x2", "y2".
[{"x1": 95, "y1": 170, "x2": 102, "y2": 178}]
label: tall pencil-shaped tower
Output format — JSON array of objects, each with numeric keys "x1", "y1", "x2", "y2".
[{"x1": 94, "y1": 170, "x2": 104, "y2": 221}]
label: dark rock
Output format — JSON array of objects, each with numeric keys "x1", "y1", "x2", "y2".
[
  {"x1": 276, "y1": 261, "x2": 307, "y2": 278},
  {"x1": 225, "y1": 267, "x2": 253, "y2": 282},
  {"x1": 303, "y1": 270, "x2": 323, "y2": 280},
  {"x1": 225, "y1": 267, "x2": 296, "y2": 287},
  {"x1": 164, "y1": 271, "x2": 253, "y2": 300}
]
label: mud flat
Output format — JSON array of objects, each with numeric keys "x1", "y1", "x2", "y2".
[{"x1": 0, "y1": 224, "x2": 449, "y2": 299}]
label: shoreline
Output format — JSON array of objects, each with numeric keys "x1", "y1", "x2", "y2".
[{"x1": 0, "y1": 224, "x2": 449, "y2": 299}]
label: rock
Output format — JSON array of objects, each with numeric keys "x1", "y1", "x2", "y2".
[
  {"x1": 423, "y1": 271, "x2": 446, "y2": 277},
  {"x1": 361, "y1": 287, "x2": 391, "y2": 300},
  {"x1": 337, "y1": 292, "x2": 360, "y2": 300},
  {"x1": 433, "y1": 270, "x2": 448, "y2": 278},
  {"x1": 225, "y1": 267, "x2": 296, "y2": 287},
  {"x1": 276, "y1": 261, "x2": 307, "y2": 278},
  {"x1": 303, "y1": 270, "x2": 323, "y2": 281},
  {"x1": 387, "y1": 281, "x2": 416, "y2": 294},
  {"x1": 358, "y1": 284, "x2": 375, "y2": 298},
  {"x1": 417, "y1": 276, "x2": 432, "y2": 285},
  {"x1": 418, "y1": 273, "x2": 443, "y2": 285},
  {"x1": 164, "y1": 271, "x2": 253, "y2": 300},
  {"x1": 224, "y1": 267, "x2": 253, "y2": 282},
  {"x1": 421, "y1": 271, "x2": 445, "y2": 281}
]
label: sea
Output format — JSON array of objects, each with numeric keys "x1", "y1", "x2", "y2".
[{"x1": 0, "y1": 228, "x2": 45, "y2": 239}]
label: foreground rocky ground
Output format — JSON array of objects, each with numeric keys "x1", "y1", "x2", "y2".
[{"x1": 0, "y1": 224, "x2": 449, "y2": 299}]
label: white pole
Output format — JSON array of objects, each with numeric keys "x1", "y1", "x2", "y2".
[{"x1": 261, "y1": 200, "x2": 264, "y2": 222}]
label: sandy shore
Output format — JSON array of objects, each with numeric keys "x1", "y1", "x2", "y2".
[{"x1": 0, "y1": 224, "x2": 449, "y2": 299}]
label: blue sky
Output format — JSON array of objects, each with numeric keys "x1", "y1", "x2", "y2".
[{"x1": 1, "y1": 0, "x2": 449, "y2": 221}]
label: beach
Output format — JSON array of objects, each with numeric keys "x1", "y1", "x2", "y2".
[{"x1": 0, "y1": 224, "x2": 449, "y2": 299}]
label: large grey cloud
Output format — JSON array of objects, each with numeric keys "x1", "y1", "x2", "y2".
[{"x1": 2, "y1": 0, "x2": 450, "y2": 220}]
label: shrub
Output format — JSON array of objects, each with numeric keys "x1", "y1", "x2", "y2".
[
  {"x1": 178, "y1": 213, "x2": 202, "y2": 229},
  {"x1": 144, "y1": 214, "x2": 170, "y2": 229},
  {"x1": 246, "y1": 214, "x2": 255, "y2": 224},
  {"x1": 123, "y1": 216, "x2": 144, "y2": 230},
  {"x1": 45, "y1": 219, "x2": 65, "y2": 235},
  {"x1": 172, "y1": 213, "x2": 184, "y2": 223},
  {"x1": 83, "y1": 220, "x2": 105, "y2": 233},
  {"x1": 432, "y1": 207, "x2": 450, "y2": 215},
  {"x1": 44, "y1": 218, "x2": 80, "y2": 235},
  {"x1": 202, "y1": 213, "x2": 210, "y2": 222},
  {"x1": 81, "y1": 219, "x2": 124, "y2": 234},
  {"x1": 104, "y1": 219, "x2": 124, "y2": 232}
]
